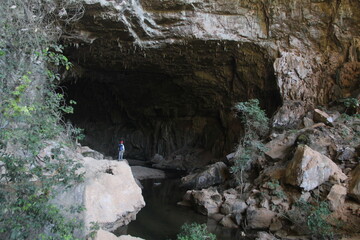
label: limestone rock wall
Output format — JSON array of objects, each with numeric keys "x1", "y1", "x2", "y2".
[
  {"x1": 60, "y1": 0, "x2": 360, "y2": 160},
  {"x1": 64, "y1": 0, "x2": 360, "y2": 104}
]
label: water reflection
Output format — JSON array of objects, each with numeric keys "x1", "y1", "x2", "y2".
[{"x1": 115, "y1": 178, "x2": 254, "y2": 240}]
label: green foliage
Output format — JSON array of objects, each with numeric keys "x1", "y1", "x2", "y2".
[
  {"x1": 341, "y1": 97, "x2": 359, "y2": 109},
  {"x1": 234, "y1": 99, "x2": 269, "y2": 138},
  {"x1": 266, "y1": 180, "x2": 286, "y2": 199},
  {"x1": 88, "y1": 222, "x2": 100, "y2": 239},
  {"x1": 176, "y1": 223, "x2": 216, "y2": 240},
  {"x1": 0, "y1": 0, "x2": 85, "y2": 239},
  {"x1": 339, "y1": 98, "x2": 359, "y2": 115},
  {"x1": 231, "y1": 99, "x2": 269, "y2": 184},
  {"x1": 294, "y1": 200, "x2": 333, "y2": 239}
]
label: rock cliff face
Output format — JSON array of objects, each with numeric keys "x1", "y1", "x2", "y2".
[{"x1": 60, "y1": 0, "x2": 360, "y2": 161}]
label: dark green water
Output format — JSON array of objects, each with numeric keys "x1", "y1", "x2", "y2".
[{"x1": 115, "y1": 178, "x2": 254, "y2": 240}]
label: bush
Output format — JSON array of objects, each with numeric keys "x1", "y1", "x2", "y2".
[
  {"x1": 176, "y1": 223, "x2": 216, "y2": 240},
  {"x1": 231, "y1": 99, "x2": 269, "y2": 184},
  {"x1": 0, "y1": 0, "x2": 85, "y2": 239},
  {"x1": 292, "y1": 200, "x2": 333, "y2": 239}
]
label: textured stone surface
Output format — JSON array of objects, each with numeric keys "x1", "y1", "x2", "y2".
[
  {"x1": 64, "y1": 0, "x2": 360, "y2": 104},
  {"x1": 265, "y1": 132, "x2": 298, "y2": 160},
  {"x1": 95, "y1": 230, "x2": 145, "y2": 240},
  {"x1": 181, "y1": 162, "x2": 228, "y2": 189},
  {"x1": 60, "y1": 0, "x2": 360, "y2": 163},
  {"x1": 285, "y1": 145, "x2": 347, "y2": 191},
  {"x1": 255, "y1": 232, "x2": 279, "y2": 240},
  {"x1": 313, "y1": 109, "x2": 334, "y2": 126},
  {"x1": 221, "y1": 198, "x2": 248, "y2": 216},
  {"x1": 327, "y1": 184, "x2": 347, "y2": 211},
  {"x1": 271, "y1": 101, "x2": 307, "y2": 129},
  {"x1": 349, "y1": 164, "x2": 360, "y2": 203},
  {"x1": 95, "y1": 229, "x2": 119, "y2": 240},
  {"x1": 220, "y1": 215, "x2": 238, "y2": 228},
  {"x1": 78, "y1": 145, "x2": 104, "y2": 160},
  {"x1": 118, "y1": 235, "x2": 145, "y2": 240},
  {"x1": 187, "y1": 188, "x2": 223, "y2": 216},
  {"x1": 246, "y1": 207, "x2": 276, "y2": 229},
  {"x1": 53, "y1": 157, "x2": 145, "y2": 235}
]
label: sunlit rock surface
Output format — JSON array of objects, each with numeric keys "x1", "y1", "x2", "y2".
[
  {"x1": 285, "y1": 145, "x2": 347, "y2": 191},
  {"x1": 53, "y1": 157, "x2": 145, "y2": 237}
]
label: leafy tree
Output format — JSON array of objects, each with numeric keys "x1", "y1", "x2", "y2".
[
  {"x1": 0, "y1": 0, "x2": 85, "y2": 239},
  {"x1": 231, "y1": 99, "x2": 269, "y2": 185}
]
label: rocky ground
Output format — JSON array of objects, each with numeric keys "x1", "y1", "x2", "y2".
[{"x1": 178, "y1": 106, "x2": 360, "y2": 240}]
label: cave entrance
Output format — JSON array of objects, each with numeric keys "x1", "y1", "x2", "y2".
[{"x1": 61, "y1": 40, "x2": 281, "y2": 168}]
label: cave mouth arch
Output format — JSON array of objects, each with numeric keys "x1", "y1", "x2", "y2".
[{"x1": 60, "y1": 39, "x2": 281, "y2": 168}]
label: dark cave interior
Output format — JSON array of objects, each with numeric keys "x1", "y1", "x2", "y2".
[{"x1": 60, "y1": 40, "x2": 282, "y2": 165}]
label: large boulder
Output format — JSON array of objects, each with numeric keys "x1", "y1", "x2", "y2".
[
  {"x1": 246, "y1": 207, "x2": 276, "y2": 229},
  {"x1": 271, "y1": 100, "x2": 307, "y2": 129},
  {"x1": 349, "y1": 164, "x2": 360, "y2": 203},
  {"x1": 220, "y1": 197, "x2": 247, "y2": 216},
  {"x1": 285, "y1": 145, "x2": 347, "y2": 191},
  {"x1": 186, "y1": 188, "x2": 223, "y2": 216},
  {"x1": 53, "y1": 157, "x2": 145, "y2": 236},
  {"x1": 181, "y1": 162, "x2": 228, "y2": 189},
  {"x1": 327, "y1": 184, "x2": 347, "y2": 211},
  {"x1": 265, "y1": 132, "x2": 298, "y2": 161}
]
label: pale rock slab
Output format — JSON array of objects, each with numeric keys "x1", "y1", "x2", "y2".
[
  {"x1": 313, "y1": 109, "x2": 334, "y2": 126},
  {"x1": 285, "y1": 145, "x2": 347, "y2": 191},
  {"x1": 94, "y1": 229, "x2": 145, "y2": 240},
  {"x1": 53, "y1": 157, "x2": 145, "y2": 236},
  {"x1": 94, "y1": 229, "x2": 119, "y2": 240},
  {"x1": 118, "y1": 235, "x2": 145, "y2": 240}
]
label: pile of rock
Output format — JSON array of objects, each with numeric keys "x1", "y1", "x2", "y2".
[
  {"x1": 180, "y1": 186, "x2": 281, "y2": 230},
  {"x1": 181, "y1": 107, "x2": 360, "y2": 237}
]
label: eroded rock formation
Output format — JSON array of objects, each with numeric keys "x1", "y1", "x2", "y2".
[
  {"x1": 52, "y1": 1, "x2": 360, "y2": 238},
  {"x1": 58, "y1": 0, "x2": 359, "y2": 162}
]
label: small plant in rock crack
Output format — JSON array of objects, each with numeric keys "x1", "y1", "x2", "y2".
[{"x1": 231, "y1": 99, "x2": 269, "y2": 186}]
